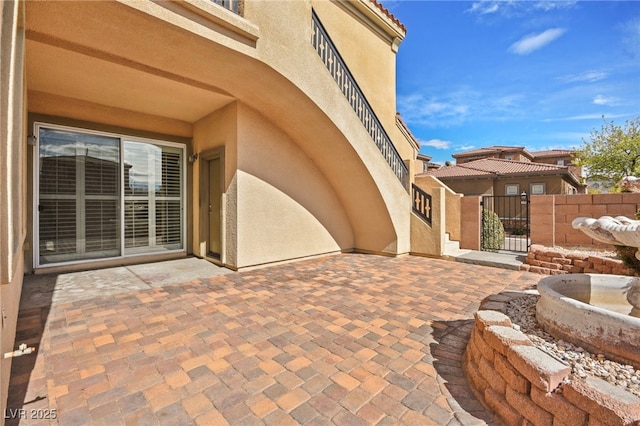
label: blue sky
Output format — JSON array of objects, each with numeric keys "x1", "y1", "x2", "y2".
[{"x1": 387, "y1": 1, "x2": 640, "y2": 164}]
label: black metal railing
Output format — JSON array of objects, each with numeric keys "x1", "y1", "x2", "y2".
[
  {"x1": 212, "y1": 0, "x2": 242, "y2": 14},
  {"x1": 311, "y1": 10, "x2": 408, "y2": 187},
  {"x1": 412, "y1": 184, "x2": 432, "y2": 225}
]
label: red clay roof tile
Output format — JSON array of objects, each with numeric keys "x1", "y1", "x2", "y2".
[
  {"x1": 370, "y1": 0, "x2": 407, "y2": 33},
  {"x1": 423, "y1": 158, "x2": 570, "y2": 179}
]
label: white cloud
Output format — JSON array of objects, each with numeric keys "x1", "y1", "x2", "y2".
[
  {"x1": 397, "y1": 93, "x2": 471, "y2": 127},
  {"x1": 419, "y1": 139, "x2": 451, "y2": 150},
  {"x1": 467, "y1": 1, "x2": 501, "y2": 15},
  {"x1": 558, "y1": 70, "x2": 608, "y2": 83},
  {"x1": 592, "y1": 95, "x2": 619, "y2": 106},
  {"x1": 532, "y1": 1, "x2": 578, "y2": 12},
  {"x1": 509, "y1": 28, "x2": 566, "y2": 55},
  {"x1": 467, "y1": 1, "x2": 576, "y2": 17}
]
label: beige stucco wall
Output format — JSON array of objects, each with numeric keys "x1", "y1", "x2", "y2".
[
  {"x1": 234, "y1": 103, "x2": 354, "y2": 268},
  {"x1": 414, "y1": 175, "x2": 462, "y2": 242},
  {"x1": 410, "y1": 187, "x2": 445, "y2": 257},
  {"x1": 494, "y1": 176, "x2": 566, "y2": 196},
  {"x1": 442, "y1": 179, "x2": 494, "y2": 196},
  {"x1": 1, "y1": 0, "x2": 26, "y2": 420},
  {"x1": 22, "y1": 0, "x2": 414, "y2": 264},
  {"x1": 193, "y1": 102, "x2": 355, "y2": 270}
]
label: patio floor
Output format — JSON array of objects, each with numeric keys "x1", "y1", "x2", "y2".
[{"x1": 8, "y1": 253, "x2": 540, "y2": 425}]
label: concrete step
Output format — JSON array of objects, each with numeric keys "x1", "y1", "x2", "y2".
[
  {"x1": 455, "y1": 251, "x2": 525, "y2": 271},
  {"x1": 443, "y1": 233, "x2": 471, "y2": 257}
]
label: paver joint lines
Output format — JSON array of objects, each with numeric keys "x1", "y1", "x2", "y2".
[{"x1": 8, "y1": 254, "x2": 538, "y2": 425}]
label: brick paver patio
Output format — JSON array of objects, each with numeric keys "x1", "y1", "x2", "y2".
[{"x1": 8, "y1": 254, "x2": 540, "y2": 425}]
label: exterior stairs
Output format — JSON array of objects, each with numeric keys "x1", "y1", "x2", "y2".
[{"x1": 442, "y1": 233, "x2": 471, "y2": 258}]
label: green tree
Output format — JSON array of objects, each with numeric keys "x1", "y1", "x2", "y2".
[{"x1": 573, "y1": 116, "x2": 640, "y2": 190}]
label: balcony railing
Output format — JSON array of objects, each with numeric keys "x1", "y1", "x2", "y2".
[
  {"x1": 212, "y1": 0, "x2": 242, "y2": 15},
  {"x1": 311, "y1": 10, "x2": 408, "y2": 187},
  {"x1": 412, "y1": 184, "x2": 432, "y2": 225}
]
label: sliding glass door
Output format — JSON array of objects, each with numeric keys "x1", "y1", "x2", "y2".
[{"x1": 36, "y1": 124, "x2": 184, "y2": 266}]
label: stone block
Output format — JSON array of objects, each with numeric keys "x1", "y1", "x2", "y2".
[
  {"x1": 507, "y1": 345, "x2": 570, "y2": 392},
  {"x1": 505, "y1": 386, "x2": 553, "y2": 426},
  {"x1": 567, "y1": 253, "x2": 589, "y2": 261},
  {"x1": 484, "y1": 326, "x2": 532, "y2": 356},
  {"x1": 529, "y1": 244, "x2": 545, "y2": 253},
  {"x1": 472, "y1": 329, "x2": 495, "y2": 362},
  {"x1": 479, "y1": 356, "x2": 506, "y2": 394},
  {"x1": 474, "y1": 310, "x2": 512, "y2": 332},
  {"x1": 574, "y1": 260, "x2": 590, "y2": 268},
  {"x1": 529, "y1": 266, "x2": 551, "y2": 275},
  {"x1": 484, "y1": 388, "x2": 522, "y2": 426},
  {"x1": 464, "y1": 355, "x2": 489, "y2": 394},
  {"x1": 530, "y1": 386, "x2": 588, "y2": 426},
  {"x1": 494, "y1": 353, "x2": 530, "y2": 394},
  {"x1": 563, "y1": 377, "x2": 640, "y2": 426},
  {"x1": 588, "y1": 256, "x2": 605, "y2": 265}
]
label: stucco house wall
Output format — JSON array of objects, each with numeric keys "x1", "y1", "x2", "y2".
[
  {"x1": 0, "y1": 0, "x2": 423, "y2": 416},
  {"x1": 0, "y1": 0, "x2": 26, "y2": 415}
]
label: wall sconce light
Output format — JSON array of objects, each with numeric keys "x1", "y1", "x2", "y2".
[
  {"x1": 521, "y1": 191, "x2": 528, "y2": 204},
  {"x1": 27, "y1": 135, "x2": 36, "y2": 146},
  {"x1": 188, "y1": 153, "x2": 199, "y2": 163}
]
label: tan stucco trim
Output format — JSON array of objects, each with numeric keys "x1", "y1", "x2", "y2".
[
  {"x1": 333, "y1": 0, "x2": 405, "y2": 50},
  {"x1": 176, "y1": 0, "x2": 260, "y2": 43}
]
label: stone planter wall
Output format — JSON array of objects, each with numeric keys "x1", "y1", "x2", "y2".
[
  {"x1": 463, "y1": 294, "x2": 640, "y2": 426},
  {"x1": 520, "y1": 244, "x2": 639, "y2": 277}
]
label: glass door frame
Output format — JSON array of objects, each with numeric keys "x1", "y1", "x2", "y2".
[{"x1": 33, "y1": 122, "x2": 187, "y2": 268}]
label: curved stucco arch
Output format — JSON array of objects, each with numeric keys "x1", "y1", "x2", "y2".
[{"x1": 24, "y1": 0, "x2": 410, "y2": 263}]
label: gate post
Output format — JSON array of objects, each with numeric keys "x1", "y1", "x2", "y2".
[{"x1": 460, "y1": 196, "x2": 481, "y2": 250}]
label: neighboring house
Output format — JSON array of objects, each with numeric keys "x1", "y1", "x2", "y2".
[
  {"x1": 424, "y1": 158, "x2": 584, "y2": 196},
  {"x1": 453, "y1": 145, "x2": 533, "y2": 164},
  {"x1": 416, "y1": 153, "x2": 433, "y2": 173},
  {"x1": 529, "y1": 149, "x2": 582, "y2": 179},
  {"x1": 452, "y1": 146, "x2": 582, "y2": 179},
  {"x1": 0, "y1": 0, "x2": 420, "y2": 413}
]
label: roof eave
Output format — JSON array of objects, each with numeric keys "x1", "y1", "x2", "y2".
[{"x1": 337, "y1": 0, "x2": 406, "y2": 52}]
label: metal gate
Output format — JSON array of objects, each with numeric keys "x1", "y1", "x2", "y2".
[{"x1": 481, "y1": 194, "x2": 530, "y2": 252}]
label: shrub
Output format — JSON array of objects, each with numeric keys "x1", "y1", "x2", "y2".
[
  {"x1": 482, "y1": 210, "x2": 505, "y2": 252},
  {"x1": 614, "y1": 245, "x2": 640, "y2": 273}
]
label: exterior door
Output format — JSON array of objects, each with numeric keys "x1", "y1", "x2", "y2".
[{"x1": 208, "y1": 158, "x2": 222, "y2": 257}]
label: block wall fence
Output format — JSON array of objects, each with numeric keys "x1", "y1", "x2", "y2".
[
  {"x1": 459, "y1": 193, "x2": 640, "y2": 252},
  {"x1": 530, "y1": 193, "x2": 640, "y2": 249}
]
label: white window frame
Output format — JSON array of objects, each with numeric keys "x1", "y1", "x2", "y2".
[
  {"x1": 33, "y1": 122, "x2": 186, "y2": 268},
  {"x1": 530, "y1": 183, "x2": 546, "y2": 195},
  {"x1": 505, "y1": 184, "x2": 519, "y2": 195}
]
